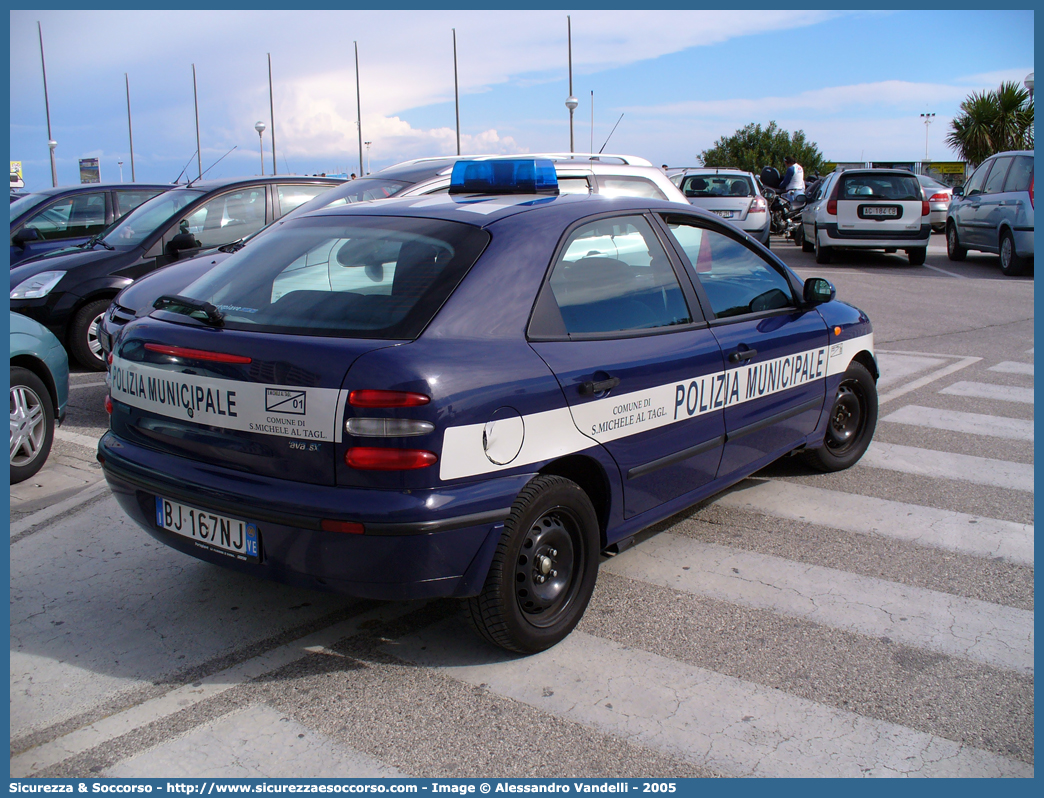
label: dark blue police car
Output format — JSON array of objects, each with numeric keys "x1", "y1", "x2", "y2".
[{"x1": 100, "y1": 159, "x2": 878, "y2": 653}]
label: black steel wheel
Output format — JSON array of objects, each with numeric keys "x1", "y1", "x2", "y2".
[
  {"x1": 946, "y1": 222, "x2": 967, "y2": 261},
  {"x1": 465, "y1": 475, "x2": 599, "y2": 653},
  {"x1": 805, "y1": 361, "x2": 877, "y2": 472}
]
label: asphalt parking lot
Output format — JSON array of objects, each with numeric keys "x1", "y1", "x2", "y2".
[{"x1": 10, "y1": 232, "x2": 1034, "y2": 778}]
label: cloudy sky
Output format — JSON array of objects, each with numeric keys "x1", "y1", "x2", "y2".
[{"x1": 9, "y1": 9, "x2": 1034, "y2": 190}]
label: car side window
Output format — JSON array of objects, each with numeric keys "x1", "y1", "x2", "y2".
[
  {"x1": 557, "y1": 177, "x2": 591, "y2": 195},
  {"x1": 277, "y1": 184, "x2": 332, "y2": 215},
  {"x1": 661, "y1": 215, "x2": 796, "y2": 320},
  {"x1": 982, "y1": 157, "x2": 1012, "y2": 195},
  {"x1": 115, "y1": 189, "x2": 163, "y2": 216},
  {"x1": 963, "y1": 162, "x2": 991, "y2": 197},
  {"x1": 1003, "y1": 156, "x2": 1033, "y2": 193},
  {"x1": 181, "y1": 188, "x2": 268, "y2": 248},
  {"x1": 543, "y1": 215, "x2": 692, "y2": 335},
  {"x1": 594, "y1": 176, "x2": 668, "y2": 200},
  {"x1": 24, "y1": 192, "x2": 107, "y2": 240}
]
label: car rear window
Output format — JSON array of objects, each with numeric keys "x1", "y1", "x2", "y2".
[
  {"x1": 180, "y1": 215, "x2": 489, "y2": 340},
  {"x1": 839, "y1": 174, "x2": 921, "y2": 201},
  {"x1": 681, "y1": 175, "x2": 753, "y2": 198}
]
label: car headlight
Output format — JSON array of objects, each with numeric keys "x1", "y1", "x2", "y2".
[{"x1": 11, "y1": 271, "x2": 65, "y2": 299}]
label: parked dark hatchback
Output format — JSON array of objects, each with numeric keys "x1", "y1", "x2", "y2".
[
  {"x1": 10, "y1": 182, "x2": 170, "y2": 266},
  {"x1": 10, "y1": 175, "x2": 343, "y2": 369},
  {"x1": 100, "y1": 159, "x2": 878, "y2": 654}
]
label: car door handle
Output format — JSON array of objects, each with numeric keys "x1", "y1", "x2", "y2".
[
  {"x1": 728, "y1": 348, "x2": 758, "y2": 363},
  {"x1": 579, "y1": 377, "x2": 620, "y2": 395}
]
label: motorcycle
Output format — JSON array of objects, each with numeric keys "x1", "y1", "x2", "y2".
[{"x1": 760, "y1": 166, "x2": 812, "y2": 243}]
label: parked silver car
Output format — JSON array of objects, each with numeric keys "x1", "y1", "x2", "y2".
[
  {"x1": 946, "y1": 150, "x2": 1034, "y2": 276},
  {"x1": 671, "y1": 168, "x2": 770, "y2": 245},
  {"x1": 798, "y1": 169, "x2": 931, "y2": 265},
  {"x1": 917, "y1": 174, "x2": 953, "y2": 232}
]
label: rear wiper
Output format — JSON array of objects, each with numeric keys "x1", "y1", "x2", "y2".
[{"x1": 153, "y1": 294, "x2": 225, "y2": 327}]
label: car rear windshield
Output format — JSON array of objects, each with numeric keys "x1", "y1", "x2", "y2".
[
  {"x1": 839, "y1": 174, "x2": 921, "y2": 201},
  {"x1": 180, "y1": 215, "x2": 490, "y2": 340},
  {"x1": 681, "y1": 174, "x2": 754, "y2": 198}
]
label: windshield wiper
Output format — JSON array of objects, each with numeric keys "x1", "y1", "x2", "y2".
[
  {"x1": 153, "y1": 294, "x2": 225, "y2": 327},
  {"x1": 218, "y1": 238, "x2": 246, "y2": 253},
  {"x1": 79, "y1": 235, "x2": 114, "y2": 250}
]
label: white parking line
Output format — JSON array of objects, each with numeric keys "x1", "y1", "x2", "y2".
[
  {"x1": 390, "y1": 624, "x2": 1033, "y2": 777},
  {"x1": 923, "y1": 264, "x2": 966, "y2": 278},
  {"x1": 68, "y1": 380, "x2": 108, "y2": 390},
  {"x1": 604, "y1": 535, "x2": 1033, "y2": 675},
  {"x1": 9, "y1": 603, "x2": 419, "y2": 777},
  {"x1": 54, "y1": 429, "x2": 103, "y2": 450},
  {"x1": 882, "y1": 405, "x2": 1034, "y2": 441},
  {"x1": 715, "y1": 481, "x2": 1033, "y2": 566},
  {"x1": 940, "y1": 381, "x2": 1035, "y2": 405},
  {"x1": 860, "y1": 442, "x2": 1034, "y2": 492},
  {"x1": 988, "y1": 361, "x2": 1034, "y2": 376}
]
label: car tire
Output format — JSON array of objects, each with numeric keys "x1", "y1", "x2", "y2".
[
  {"x1": 946, "y1": 222, "x2": 967, "y2": 261},
  {"x1": 798, "y1": 225, "x2": 814, "y2": 253},
  {"x1": 805, "y1": 361, "x2": 878, "y2": 473},
  {"x1": 10, "y1": 366, "x2": 56, "y2": 484},
  {"x1": 69, "y1": 299, "x2": 111, "y2": 371},
  {"x1": 907, "y1": 247, "x2": 926, "y2": 266},
  {"x1": 464, "y1": 475, "x2": 600, "y2": 653},
  {"x1": 999, "y1": 229, "x2": 1030, "y2": 276},
  {"x1": 814, "y1": 226, "x2": 832, "y2": 264}
]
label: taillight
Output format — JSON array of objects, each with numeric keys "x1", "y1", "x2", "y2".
[
  {"x1": 922, "y1": 201, "x2": 930, "y2": 216},
  {"x1": 929, "y1": 193, "x2": 949, "y2": 202},
  {"x1": 349, "y1": 389, "x2": 430, "y2": 408},
  {"x1": 750, "y1": 196, "x2": 767, "y2": 212},
  {"x1": 144, "y1": 343, "x2": 251, "y2": 364},
  {"x1": 104, "y1": 394, "x2": 113, "y2": 415},
  {"x1": 346, "y1": 418, "x2": 434, "y2": 437},
  {"x1": 826, "y1": 199, "x2": 837, "y2": 215},
  {"x1": 345, "y1": 447, "x2": 438, "y2": 470}
]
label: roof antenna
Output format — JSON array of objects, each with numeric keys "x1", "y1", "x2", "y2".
[
  {"x1": 173, "y1": 150, "x2": 198, "y2": 184},
  {"x1": 598, "y1": 113, "x2": 624, "y2": 154},
  {"x1": 187, "y1": 146, "x2": 237, "y2": 186}
]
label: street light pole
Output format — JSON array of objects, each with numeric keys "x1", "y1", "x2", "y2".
[
  {"x1": 364, "y1": 141, "x2": 371, "y2": 175},
  {"x1": 37, "y1": 22, "x2": 57, "y2": 187},
  {"x1": 453, "y1": 28, "x2": 461, "y2": 156},
  {"x1": 268, "y1": 54, "x2": 277, "y2": 175},
  {"x1": 354, "y1": 42, "x2": 364, "y2": 179},
  {"x1": 125, "y1": 73, "x2": 136, "y2": 182},
  {"x1": 920, "y1": 112, "x2": 935, "y2": 162},
  {"x1": 1025, "y1": 72, "x2": 1034, "y2": 104},
  {"x1": 118, "y1": 160, "x2": 124, "y2": 182},
  {"x1": 255, "y1": 121, "x2": 266, "y2": 175},
  {"x1": 565, "y1": 15, "x2": 577, "y2": 153}
]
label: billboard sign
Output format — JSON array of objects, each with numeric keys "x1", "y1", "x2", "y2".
[
  {"x1": 10, "y1": 160, "x2": 24, "y2": 188},
  {"x1": 79, "y1": 158, "x2": 100, "y2": 184}
]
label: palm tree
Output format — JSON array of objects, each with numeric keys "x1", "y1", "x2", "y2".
[{"x1": 947, "y1": 82, "x2": 1034, "y2": 167}]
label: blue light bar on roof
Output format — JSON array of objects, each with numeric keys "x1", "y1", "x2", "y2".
[{"x1": 449, "y1": 159, "x2": 559, "y2": 195}]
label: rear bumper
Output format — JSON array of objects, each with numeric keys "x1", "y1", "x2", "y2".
[
  {"x1": 1012, "y1": 228, "x2": 1034, "y2": 258},
  {"x1": 99, "y1": 432, "x2": 529, "y2": 600},
  {"x1": 820, "y1": 223, "x2": 931, "y2": 249}
]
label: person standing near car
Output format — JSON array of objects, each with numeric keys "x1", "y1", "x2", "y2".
[{"x1": 780, "y1": 155, "x2": 805, "y2": 200}]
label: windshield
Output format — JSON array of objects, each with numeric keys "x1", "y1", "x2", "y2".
[
  {"x1": 10, "y1": 192, "x2": 51, "y2": 222},
  {"x1": 100, "y1": 189, "x2": 203, "y2": 248},
  {"x1": 290, "y1": 177, "x2": 410, "y2": 216},
  {"x1": 180, "y1": 215, "x2": 489, "y2": 340}
]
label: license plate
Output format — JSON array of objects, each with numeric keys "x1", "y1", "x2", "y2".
[
  {"x1": 712, "y1": 210, "x2": 734, "y2": 219},
  {"x1": 860, "y1": 205, "x2": 899, "y2": 218},
  {"x1": 155, "y1": 497, "x2": 259, "y2": 562}
]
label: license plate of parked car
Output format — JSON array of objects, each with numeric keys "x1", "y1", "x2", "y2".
[
  {"x1": 712, "y1": 210, "x2": 733, "y2": 218},
  {"x1": 861, "y1": 206, "x2": 898, "y2": 217},
  {"x1": 155, "y1": 497, "x2": 260, "y2": 562}
]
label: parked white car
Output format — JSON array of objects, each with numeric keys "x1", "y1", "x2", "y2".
[
  {"x1": 797, "y1": 169, "x2": 931, "y2": 265},
  {"x1": 670, "y1": 167, "x2": 770, "y2": 245}
]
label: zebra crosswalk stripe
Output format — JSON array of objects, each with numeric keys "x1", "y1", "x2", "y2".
[
  {"x1": 714, "y1": 480, "x2": 1033, "y2": 566},
  {"x1": 602, "y1": 535, "x2": 1033, "y2": 674},
  {"x1": 390, "y1": 623, "x2": 1033, "y2": 778},
  {"x1": 860, "y1": 442, "x2": 1034, "y2": 492},
  {"x1": 940, "y1": 381, "x2": 1035, "y2": 405},
  {"x1": 881, "y1": 405, "x2": 1034, "y2": 441},
  {"x1": 988, "y1": 361, "x2": 1034, "y2": 376}
]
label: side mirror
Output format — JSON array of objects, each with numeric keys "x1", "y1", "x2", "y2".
[
  {"x1": 165, "y1": 231, "x2": 200, "y2": 260},
  {"x1": 12, "y1": 227, "x2": 40, "y2": 247},
  {"x1": 803, "y1": 277, "x2": 835, "y2": 305},
  {"x1": 952, "y1": 185, "x2": 964, "y2": 198}
]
